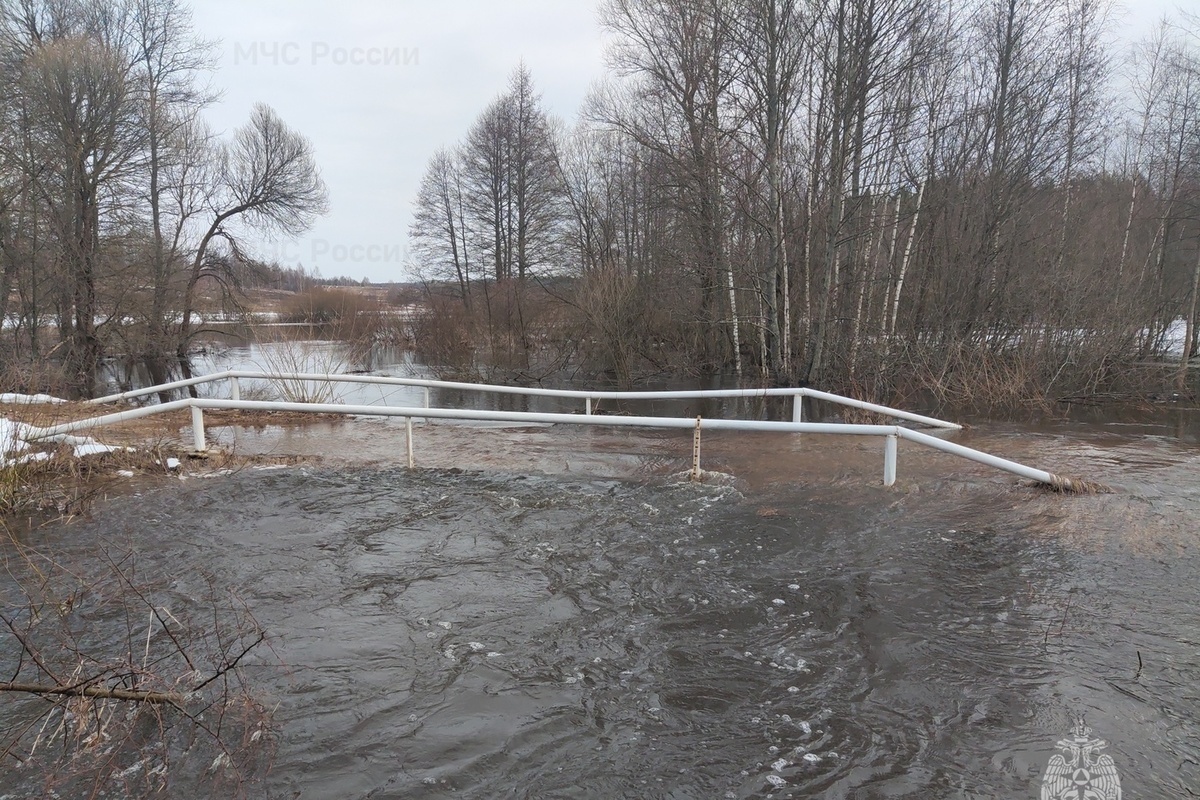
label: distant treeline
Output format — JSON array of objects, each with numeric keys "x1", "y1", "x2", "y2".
[
  {"x1": 251, "y1": 262, "x2": 372, "y2": 293},
  {"x1": 410, "y1": 0, "x2": 1200, "y2": 407}
]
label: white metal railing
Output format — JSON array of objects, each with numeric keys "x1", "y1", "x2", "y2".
[
  {"x1": 87, "y1": 370, "x2": 962, "y2": 431},
  {"x1": 25, "y1": 373, "x2": 1100, "y2": 491}
]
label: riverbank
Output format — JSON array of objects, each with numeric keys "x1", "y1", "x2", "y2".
[{"x1": 0, "y1": 398, "x2": 334, "y2": 520}]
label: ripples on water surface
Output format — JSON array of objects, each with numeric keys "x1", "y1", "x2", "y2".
[{"x1": 4, "y1": 420, "x2": 1199, "y2": 798}]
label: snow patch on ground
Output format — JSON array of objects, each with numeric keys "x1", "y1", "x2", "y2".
[
  {"x1": 0, "y1": 392, "x2": 68, "y2": 405},
  {"x1": 72, "y1": 442, "x2": 120, "y2": 458},
  {"x1": 0, "y1": 419, "x2": 31, "y2": 464},
  {"x1": 1, "y1": 416, "x2": 133, "y2": 467}
]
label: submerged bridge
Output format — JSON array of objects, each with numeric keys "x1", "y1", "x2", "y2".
[{"x1": 23, "y1": 371, "x2": 1097, "y2": 492}]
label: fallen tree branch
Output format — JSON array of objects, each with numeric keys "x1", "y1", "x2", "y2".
[
  {"x1": 191, "y1": 631, "x2": 265, "y2": 694},
  {"x1": 0, "y1": 681, "x2": 185, "y2": 706}
]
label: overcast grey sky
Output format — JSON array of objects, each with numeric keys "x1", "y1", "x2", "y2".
[{"x1": 188, "y1": 0, "x2": 1190, "y2": 284}]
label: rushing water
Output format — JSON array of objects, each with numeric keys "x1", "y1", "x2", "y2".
[{"x1": 3, "y1": 410, "x2": 1199, "y2": 798}]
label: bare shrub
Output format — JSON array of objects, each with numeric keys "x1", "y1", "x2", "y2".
[
  {"x1": 834, "y1": 328, "x2": 1171, "y2": 414},
  {"x1": 0, "y1": 355, "x2": 74, "y2": 401},
  {"x1": 253, "y1": 334, "x2": 349, "y2": 403},
  {"x1": 0, "y1": 536, "x2": 275, "y2": 798},
  {"x1": 275, "y1": 287, "x2": 413, "y2": 375},
  {"x1": 571, "y1": 267, "x2": 644, "y2": 383},
  {"x1": 409, "y1": 293, "x2": 478, "y2": 378},
  {"x1": 280, "y1": 287, "x2": 378, "y2": 331},
  {"x1": 566, "y1": 268, "x2": 706, "y2": 383}
]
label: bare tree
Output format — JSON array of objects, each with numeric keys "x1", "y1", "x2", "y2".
[
  {"x1": 599, "y1": 0, "x2": 739, "y2": 373},
  {"x1": 729, "y1": 0, "x2": 810, "y2": 382},
  {"x1": 177, "y1": 102, "x2": 328, "y2": 376},
  {"x1": 410, "y1": 147, "x2": 473, "y2": 305},
  {"x1": 5, "y1": 0, "x2": 147, "y2": 397},
  {"x1": 127, "y1": 0, "x2": 216, "y2": 393},
  {"x1": 460, "y1": 64, "x2": 562, "y2": 285}
]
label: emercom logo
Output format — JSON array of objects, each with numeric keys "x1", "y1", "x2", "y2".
[{"x1": 1039, "y1": 721, "x2": 1122, "y2": 800}]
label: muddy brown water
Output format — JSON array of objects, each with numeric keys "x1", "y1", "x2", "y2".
[{"x1": 3, "y1": 410, "x2": 1199, "y2": 798}]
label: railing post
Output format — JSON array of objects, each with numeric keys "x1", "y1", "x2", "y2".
[
  {"x1": 191, "y1": 405, "x2": 206, "y2": 452},
  {"x1": 586, "y1": 396, "x2": 592, "y2": 415},
  {"x1": 792, "y1": 393, "x2": 803, "y2": 423},
  {"x1": 406, "y1": 417, "x2": 415, "y2": 469},
  {"x1": 884, "y1": 433, "x2": 898, "y2": 486},
  {"x1": 230, "y1": 376, "x2": 240, "y2": 402}
]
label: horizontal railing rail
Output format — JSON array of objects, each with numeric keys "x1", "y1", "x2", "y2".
[
  {"x1": 31, "y1": 374, "x2": 1104, "y2": 491},
  {"x1": 87, "y1": 370, "x2": 962, "y2": 431}
]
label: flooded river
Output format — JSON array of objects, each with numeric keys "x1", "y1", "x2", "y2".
[{"x1": 3, "y1": 409, "x2": 1199, "y2": 798}]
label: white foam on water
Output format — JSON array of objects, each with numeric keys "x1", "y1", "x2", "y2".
[{"x1": 196, "y1": 468, "x2": 235, "y2": 479}]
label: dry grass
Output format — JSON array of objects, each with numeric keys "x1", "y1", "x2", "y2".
[
  {"x1": 1, "y1": 532, "x2": 276, "y2": 798},
  {"x1": 0, "y1": 401, "x2": 327, "y2": 522}
]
